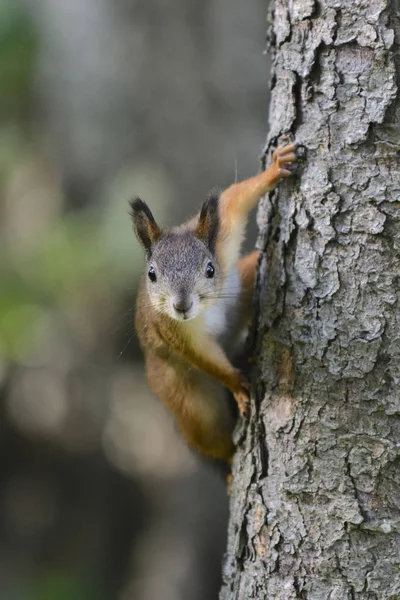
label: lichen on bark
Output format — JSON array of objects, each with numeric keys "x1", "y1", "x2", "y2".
[{"x1": 220, "y1": 1, "x2": 400, "y2": 598}]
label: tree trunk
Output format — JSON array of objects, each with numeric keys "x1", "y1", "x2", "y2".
[{"x1": 221, "y1": 1, "x2": 400, "y2": 598}]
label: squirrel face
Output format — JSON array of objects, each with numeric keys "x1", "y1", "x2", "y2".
[
  {"x1": 130, "y1": 194, "x2": 221, "y2": 321},
  {"x1": 146, "y1": 233, "x2": 221, "y2": 320}
]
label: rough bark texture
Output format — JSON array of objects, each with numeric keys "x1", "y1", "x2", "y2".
[{"x1": 221, "y1": 1, "x2": 400, "y2": 598}]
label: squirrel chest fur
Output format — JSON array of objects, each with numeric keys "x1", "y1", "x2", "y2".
[
  {"x1": 132, "y1": 143, "x2": 297, "y2": 463},
  {"x1": 202, "y1": 267, "x2": 240, "y2": 340}
]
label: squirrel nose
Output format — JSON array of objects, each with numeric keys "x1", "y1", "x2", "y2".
[{"x1": 173, "y1": 298, "x2": 193, "y2": 314}]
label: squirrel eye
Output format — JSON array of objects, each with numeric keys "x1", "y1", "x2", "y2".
[
  {"x1": 148, "y1": 266, "x2": 157, "y2": 282},
  {"x1": 206, "y1": 262, "x2": 215, "y2": 279}
]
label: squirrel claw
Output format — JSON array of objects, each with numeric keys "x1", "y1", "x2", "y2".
[
  {"x1": 272, "y1": 143, "x2": 297, "y2": 162},
  {"x1": 278, "y1": 153, "x2": 297, "y2": 166},
  {"x1": 234, "y1": 387, "x2": 250, "y2": 416}
]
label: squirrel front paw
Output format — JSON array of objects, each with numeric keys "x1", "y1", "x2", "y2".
[
  {"x1": 233, "y1": 373, "x2": 250, "y2": 416},
  {"x1": 269, "y1": 143, "x2": 297, "y2": 184}
]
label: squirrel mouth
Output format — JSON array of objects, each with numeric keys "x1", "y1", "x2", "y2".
[
  {"x1": 171, "y1": 307, "x2": 198, "y2": 322},
  {"x1": 174, "y1": 310, "x2": 191, "y2": 321}
]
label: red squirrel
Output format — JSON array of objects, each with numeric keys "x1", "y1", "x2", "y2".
[{"x1": 131, "y1": 144, "x2": 297, "y2": 463}]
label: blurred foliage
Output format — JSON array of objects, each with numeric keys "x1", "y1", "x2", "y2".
[
  {"x1": 1, "y1": 216, "x2": 99, "y2": 359},
  {"x1": 0, "y1": 0, "x2": 143, "y2": 362},
  {"x1": 16, "y1": 572, "x2": 107, "y2": 600},
  {"x1": 0, "y1": 1, "x2": 37, "y2": 119},
  {"x1": 0, "y1": 209, "x2": 142, "y2": 360},
  {"x1": 0, "y1": 1, "x2": 141, "y2": 363}
]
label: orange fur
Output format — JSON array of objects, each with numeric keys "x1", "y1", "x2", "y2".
[{"x1": 238, "y1": 250, "x2": 260, "y2": 319}]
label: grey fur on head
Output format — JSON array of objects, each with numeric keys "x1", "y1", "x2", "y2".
[{"x1": 131, "y1": 193, "x2": 222, "y2": 321}]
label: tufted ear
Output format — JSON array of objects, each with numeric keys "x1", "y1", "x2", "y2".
[
  {"x1": 195, "y1": 192, "x2": 220, "y2": 253},
  {"x1": 129, "y1": 197, "x2": 161, "y2": 256}
]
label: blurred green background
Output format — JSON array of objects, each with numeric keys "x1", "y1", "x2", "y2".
[{"x1": 0, "y1": 1, "x2": 269, "y2": 598}]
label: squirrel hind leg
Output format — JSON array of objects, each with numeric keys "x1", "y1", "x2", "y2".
[
  {"x1": 177, "y1": 411, "x2": 235, "y2": 464},
  {"x1": 147, "y1": 355, "x2": 236, "y2": 463},
  {"x1": 175, "y1": 384, "x2": 236, "y2": 464}
]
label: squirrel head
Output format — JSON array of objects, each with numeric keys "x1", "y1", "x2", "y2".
[{"x1": 130, "y1": 194, "x2": 222, "y2": 321}]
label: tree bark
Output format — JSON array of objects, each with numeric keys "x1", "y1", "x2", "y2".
[{"x1": 221, "y1": 1, "x2": 400, "y2": 598}]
